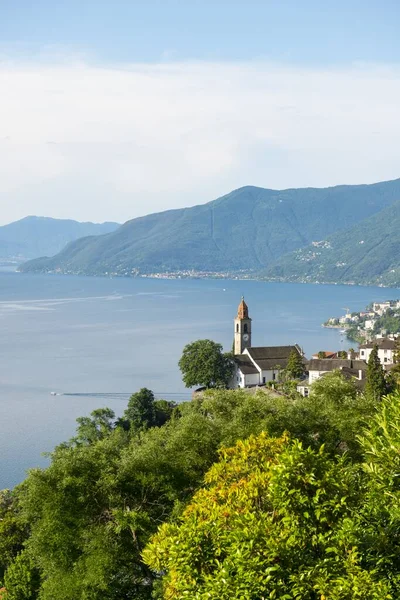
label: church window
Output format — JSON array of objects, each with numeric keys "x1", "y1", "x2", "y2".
[
  {"x1": 244, "y1": 323, "x2": 248, "y2": 333},
  {"x1": 236, "y1": 324, "x2": 239, "y2": 332}
]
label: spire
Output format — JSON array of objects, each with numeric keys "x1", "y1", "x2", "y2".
[{"x1": 237, "y1": 296, "x2": 249, "y2": 319}]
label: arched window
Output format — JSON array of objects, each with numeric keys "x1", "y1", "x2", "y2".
[
  {"x1": 244, "y1": 323, "x2": 248, "y2": 333},
  {"x1": 236, "y1": 324, "x2": 239, "y2": 332}
]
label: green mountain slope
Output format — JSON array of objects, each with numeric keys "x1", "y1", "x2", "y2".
[
  {"x1": 263, "y1": 199, "x2": 400, "y2": 287},
  {"x1": 20, "y1": 179, "x2": 400, "y2": 276},
  {"x1": 0, "y1": 216, "x2": 119, "y2": 261}
]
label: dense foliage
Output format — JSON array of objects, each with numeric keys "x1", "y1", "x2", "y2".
[
  {"x1": 178, "y1": 339, "x2": 233, "y2": 388},
  {"x1": 2, "y1": 373, "x2": 400, "y2": 598},
  {"x1": 20, "y1": 179, "x2": 400, "y2": 276}
]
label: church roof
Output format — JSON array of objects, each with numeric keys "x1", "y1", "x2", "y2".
[
  {"x1": 235, "y1": 354, "x2": 259, "y2": 374},
  {"x1": 237, "y1": 297, "x2": 249, "y2": 319},
  {"x1": 235, "y1": 345, "x2": 302, "y2": 373},
  {"x1": 246, "y1": 346, "x2": 299, "y2": 361}
]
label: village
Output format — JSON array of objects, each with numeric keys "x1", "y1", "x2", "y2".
[
  {"x1": 230, "y1": 297, "x2": 399, "y2": 397},
  {"x1": 323, "y1": 299, "x2": 400, "y2": 343}
]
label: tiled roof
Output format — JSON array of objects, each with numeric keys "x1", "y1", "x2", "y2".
[
  {"x1": 246, "y1": 346, "x2": 299, "y2": 361},
  {"x1": 235, "y1": 354, "x2": 259, "y2": 375},
  {"x1": 308, "y1": 358, "x2": 367, "y2": 372},
  {"x1": 256, "y1": 358, "x2": 291, "y2": 370},
  {"x1": 359, "y1": 338, "x2": 396, "y2": 350},
  {"x1": 237, "y1": 297, "x2": 249, "y2": 319}
]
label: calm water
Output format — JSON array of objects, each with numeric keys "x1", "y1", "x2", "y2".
[{"x1": 1, "y1": 272, "x2": 399, "y2": 489}]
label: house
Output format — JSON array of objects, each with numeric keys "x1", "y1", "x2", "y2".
[
  {"x1": 230, "y1": 298, "x2": 304, "y2": 389},
  {"x1": 307, "y1": 358, "x2": 367, "y2": 385},
  {"x1": 373, "y1": 301, "x2": 393, "y2": 315},
  {"x1": 359, "y1": 338, "x2": 397, "y2": 366},
  {"x1": 364, "y1": 319, "x2": 375, "y2": 331}
]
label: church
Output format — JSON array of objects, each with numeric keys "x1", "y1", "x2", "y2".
[{"x1": 230, "y1": 297, "x2": 303, "y2": 389}]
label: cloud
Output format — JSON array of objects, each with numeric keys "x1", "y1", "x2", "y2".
[{"x1": 0, "y1": 59, "x2": 399, "y2": 224}]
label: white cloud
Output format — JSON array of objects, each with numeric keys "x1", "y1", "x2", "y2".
[{"x1": 0, "y1": 60, "x2": 399, "y2": 225}]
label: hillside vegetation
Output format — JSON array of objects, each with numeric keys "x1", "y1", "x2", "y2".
[
  {"x1": 2, "y1": 376, "x2": 400, "y2": 599},
  {"x1": 20, "y1": 179, "x2": 400, "y2": 276},
  {"x1": 264, "y1": 199, "x2": 400, "y2": 286},
  {"x1": 0, "y1": 217, "x2": 119, "y2": 262}
]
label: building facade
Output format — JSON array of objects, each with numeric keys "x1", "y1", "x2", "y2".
[{"x1": 231, "y1": 298, "x2": 303, "y2": 389}]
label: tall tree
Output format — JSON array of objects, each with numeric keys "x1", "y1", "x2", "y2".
[
  {"x1": 285, "y1": 349, "x2": 305, "y2": 380},
  {"x1": 393, "y1": 336, "x2": 400, "y2": 364},
  {"x1": 365, "y1": 345, "x2": 386, "y2": 402},
  {"x1": 179, "y1": 339, "x2": 233, "y2": 389},
  {"x1": 124, "y1": 388, "x2": 157, "y2": 430}
]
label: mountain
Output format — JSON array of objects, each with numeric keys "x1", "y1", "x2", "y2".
[
  {"x1": 20, "y1": 179, "x2": 400, "y2": 277},
  {"x1": 0, "y1": 216, "x2": 120, "y2": 262},
  {"x1": 263, "y1": 199, "x2": 400, "y2": 287}
]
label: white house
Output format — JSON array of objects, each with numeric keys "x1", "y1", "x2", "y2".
[
  {"x1": 359, "y1": 338, "x2": 397, "y2": 366},
  {"x1": 307, "y1": 358, "x2": 368, "y2": 385},
  {"x1": 230, "y1": 298, "x2": 304, "y2": 389}
]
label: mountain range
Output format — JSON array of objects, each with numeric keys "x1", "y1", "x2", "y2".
[
  {"x1": 0, "y1": 217, "x2": 119, "y2": 263},
  {"x1": 263, "y1": 198, "x2": 400, "y2": 287},
  {"x1": 19, "y1": 178, "x2": 400, "y2": 284}
]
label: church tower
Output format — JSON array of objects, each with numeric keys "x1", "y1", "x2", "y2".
[{"x1": 234, "y1": 297, "x2": 252, "y2": 355}]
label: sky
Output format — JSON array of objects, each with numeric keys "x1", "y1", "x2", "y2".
[{"x1": 0, "y1": 0, "x2": 399, "y2": 225}]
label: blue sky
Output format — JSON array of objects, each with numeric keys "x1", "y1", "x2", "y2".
[
  {"x1": 1, "y1": 1, "x2": 399, "y2": 65},
  {"x1": 0, "y1": 1, "x2": 399, "y2": 224}
]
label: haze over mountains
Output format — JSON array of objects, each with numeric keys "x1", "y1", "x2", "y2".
[
  {"x1": 0, "y1": 217, "x2": 119, "y2": 263},
  {"x1": 19, "y1": 178, "x2": 400, "y2": 286}
]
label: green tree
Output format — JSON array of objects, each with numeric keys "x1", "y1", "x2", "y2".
[
  {"x1": 123, "y1": 388, "x2": 157, "y2": 430},
  {"x1": 3, "y1": 550, "x2": 40, "y2": 600},
  {"x1": 0, "y1": 490, "x2": 27, "y2": 585},
  {"x1": 393, "y1": 336, "x2": 400, "y2": 363},
  {"x1": 178, "y1": 339, "x2": 233, "y2": 388},
  {"x1": 317, "y1": 350, "x2": 326, "y2": 359},
  {"x1": 74, "y1": 407, "x2": 116, "y2": 445},
  {"x1": 143, "y1": 432, "x2": 387, "y2": 599},
  {"x1": 285, "y1": 349, "x2": 305, "y2": 379},
  {"x1": 365, "y1": 345, "x2": 387, "y2": 402},
  {"x1": 337, "y1": 350, "x2": 348, "y2": 358}
]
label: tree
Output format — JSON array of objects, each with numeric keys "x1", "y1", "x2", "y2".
[
  {"x1": 74, "y1": 407, "x2": 116, "y2": 445},
  {"x1": 0, "y1": 490, "x2": 27, "y2": 585},
  {"x1": 123, "y1": 388, "x2": 157, "y2": 430},
  {"x1": 143, "y1": 432, "x2": 388, "y2": 599},
  {"x1": 365, "y1": 345, "x2": 387, "y2": 402},
  {"x1": 3, "y1": 551, "x2": 40, "y2": 600},
  {"x1": 337, "y1": 350, "x2": 348, "y2": 358},
  {"x1": 285, "y1": 349, "x2": 305, "y2": 380},
  {"x1": 178, "y1": 339, "x2": 233, "y2": 388},
  {"x1": 393, "y1": 336, "x2": 400, "y2": 363},
  {"x1": 317, "y1": 350, "x2": 326, "y2": 359}
]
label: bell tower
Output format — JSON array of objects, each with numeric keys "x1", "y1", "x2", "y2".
[{"x1": 234, "y1": 297, "x2": 252, "y2": 355}]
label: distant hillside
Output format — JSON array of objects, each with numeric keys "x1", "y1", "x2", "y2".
[
  {"x1": 0, "y1": 216, "x2": 119, "y2": 262},
  {"x1": 20, "y1": 179, "x2": 400, "y2": 276},
  {"x1": 263, "y1": 199, "x2": 400, "y2": 287}
]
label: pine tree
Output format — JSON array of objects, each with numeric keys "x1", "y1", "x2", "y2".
[
  {"x1": 393, "y1": 336, "x2": 400, "y2": 364},
  {"x1": 365, "y1": 345, "x2": 387, "y2": 402}
]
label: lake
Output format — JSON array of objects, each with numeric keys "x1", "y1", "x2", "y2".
[{"x1": 1, "y1": 271, "x2": 399, "y2": 489}]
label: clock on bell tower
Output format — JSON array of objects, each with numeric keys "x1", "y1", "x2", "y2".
[{"x1": 234, "y1": 297, "x2": 252, "y2": 355}]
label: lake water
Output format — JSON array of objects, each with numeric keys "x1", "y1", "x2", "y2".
[{"x1": 1, "y1": 271, "x2": 399, "y2": 489}]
